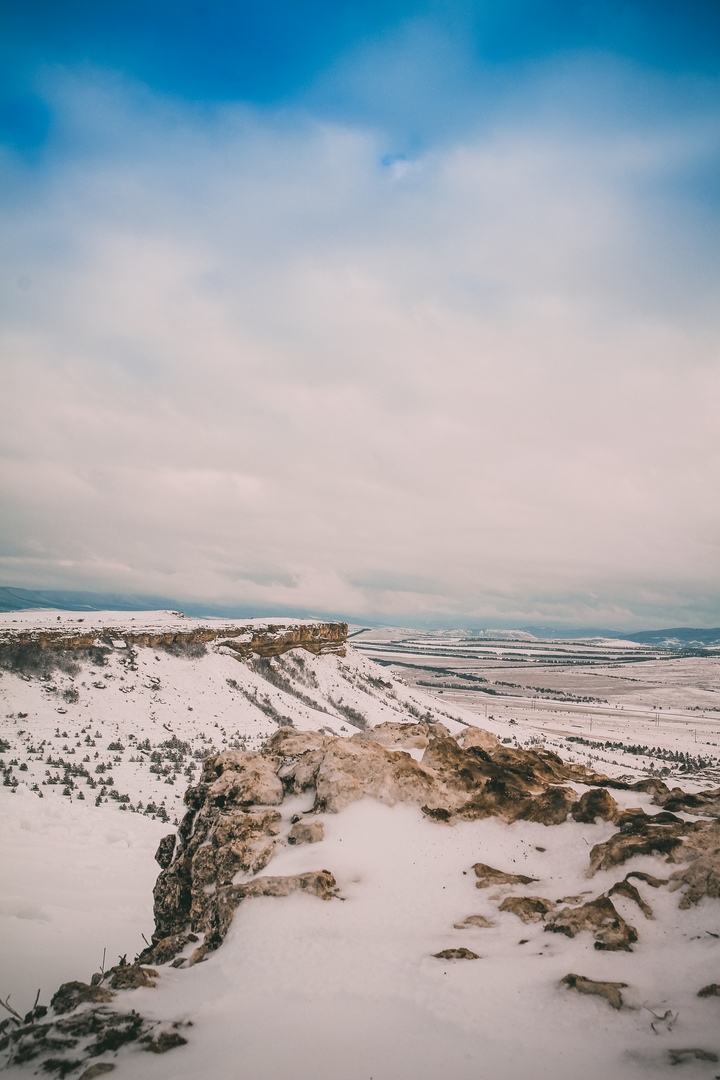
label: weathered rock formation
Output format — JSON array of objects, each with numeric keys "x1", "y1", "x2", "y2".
[
  {"x1": 499, "y1": 895, "x2": 556, "y2": 923},
  {"x1": 143, "y1": 721, "x2": 720, "y2": 964},
  {"x1": 545, "y1": 895, "x2": 639, "y2": 951},
  {"x1": 0, "y1": 619, "x2": 348, "y2": 672}
]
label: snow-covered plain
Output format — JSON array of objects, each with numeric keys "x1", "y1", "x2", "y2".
[
  {"x1": 1, "y1": 613, "x2": 719, "y2": 1080},
  {"x1": 353, "y1": 627, "x2": 720, "y2": 787}
]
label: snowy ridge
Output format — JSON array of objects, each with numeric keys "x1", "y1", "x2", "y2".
[{"x1": 0, "y1": 611, "x2": 479, "y2": 828}]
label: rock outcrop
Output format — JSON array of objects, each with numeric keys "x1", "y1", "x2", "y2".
[
  {"x1": 143, "y1": 722, "x2": 720, "y2": 965},
  {"x1": 0, "y1": 619, "x2": 348, "y2": 668}
]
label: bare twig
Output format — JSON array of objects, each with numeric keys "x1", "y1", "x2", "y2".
[
  {"x1": 643, "y1": 1004, "x2": 678, "y2": 1033},
  {"x1": 0, "y1": 995, "x2": 22, "y2": 1021}
]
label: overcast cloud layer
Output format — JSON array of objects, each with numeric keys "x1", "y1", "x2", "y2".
[{"x1": 1, "y1": 15, "x2": 720, "y2": 628}]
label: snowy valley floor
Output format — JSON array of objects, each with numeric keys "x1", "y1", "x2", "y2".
[{"x1": 1, "y1": 613, "x2": 719, "y2": 1080}]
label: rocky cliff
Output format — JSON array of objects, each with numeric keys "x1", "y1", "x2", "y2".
[{"x1": 0, "y1": 618, "x2": 347, "y2": 659}]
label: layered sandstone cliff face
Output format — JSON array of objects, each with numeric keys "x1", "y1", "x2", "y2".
[{"x1": 0, "y1": 618, "x2": 347, "y2": 659}]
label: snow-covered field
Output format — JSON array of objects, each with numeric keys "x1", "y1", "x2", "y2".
[
  {"x1": 353, "y1": 626, "x2": 720, "y2": 786},
  {"x1": 1, "y1": 613, "x2": 719, "y2": 1080}
]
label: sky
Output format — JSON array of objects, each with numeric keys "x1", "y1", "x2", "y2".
[{"x1": 1, "y1": 1, "x2": 719, "y2": 629}]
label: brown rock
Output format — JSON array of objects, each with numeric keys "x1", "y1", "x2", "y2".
[
  {"x1": 624, "y1": 870, "x2": 668, "y2": 888},
  {"x1": 545, "y1": 896, "x2": 638, "y2": 951},
  {"x1": 453, "y1": 914, "x2": 495, "y2": 929},
  {"x1": 472, "y1": 863, "x2": 538, "y2": 889},
  {"x1": 202, "y1": 750, "x2": 284, "y2": 808},
  {"x1": 107, "y1": 965, "x2": 158, "y2": 991},
  {"x1": 657, "y1": 784, "x2": 720, "y2": 817},
  {"x1": 615, "y1": 808, "x2": 682, "y2": 829},
  {"x1": 353, "y1": 720, "x2": 449, "y2": 750},
  {"x1": 571, "y1": 788, "x2": 618, "y2": 824},
  {"x1": 433, "y1": 948, "x2": 480, "y2": 960},
  {"x1": 588, "y1": 822, "x2": 692, "y2": 875},
  {"x1": 265, "y1": 729, "x2": 333, "y2": 758},
  {"x1": 151, "y1": 797, "x2": 285, "y2": 942},
  {"x1": 560, "y1": 973, "x2": 628, "y2": 1010},
  {"x1": 313, "y1": 738, "x2": 436, "y2": 813},
  {"x1": 516, "y1": 786, "x2": 576, "y2": 826},
  {"x1": 607, "y1": 878, "x2": 654, "y2": 919},
  {"x1": 499, "y1": 896, "x2": 556, "y2": 923},
  {"x1": 458, "y1": 726, "x2": 501, "y2": 752},
  {"x1": 154, "y1": 833, "x2": 177, "y2": 869},
  {"x1": 698, "y1": 984, "x2": 720, "y2": 998},
  {"x1": 145, "y1": 727, "x2": 720, "y2": 970},
  {"x1": 287, "y1": 820, "x2": 324, "y2": 845},
  {"x1": 50, "y1": 982, "x2": 114, "y2": 1015},
  {"x1": 0, "y1": 620, "x2": 347, "y2": 660},
  {"x1": 235, "y1": 869, "x2": 339, "y2": 902},
  {"x1": 138, "y1": 932, "x2": 197, "y2": 966}
]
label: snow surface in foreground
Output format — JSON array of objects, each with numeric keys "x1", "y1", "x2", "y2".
[
  {"x1": 6, "y1": 798, "x2": 716, "y2": 1080},
  {"x1": 0, "y1": 788, "x2": 165, "y2": 1006}
]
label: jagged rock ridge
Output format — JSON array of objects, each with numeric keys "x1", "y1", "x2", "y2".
[{"x1": 145, "y1": 721, "x2": 720, "y2": 964}]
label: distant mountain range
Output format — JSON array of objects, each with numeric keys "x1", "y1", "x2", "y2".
[
  {"x1": 518, "y1": 625, "x2": 720, "y2": 647},
  {"x1": 1, "y1": 586, "x2": 719, "y2": 648},
  {"x1": 518, "y1": 624, "x2": 720, "y2": 647}
]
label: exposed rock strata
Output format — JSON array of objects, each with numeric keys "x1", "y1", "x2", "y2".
[{"x1": 0, "y1": 620, "x2": 347, "y2": 663}]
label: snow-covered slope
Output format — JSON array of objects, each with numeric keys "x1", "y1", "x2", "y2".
[
  {"x1": 1, "y1": 613, "x2": 719, "y2": 1080},
  {"x1": 0, "y1": 611, "x2": 477, "y2": 1006},
  {"x1": 0, "y1": 611, "x2": 476, "y2": 828}
]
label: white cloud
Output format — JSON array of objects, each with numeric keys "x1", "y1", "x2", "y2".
[{"x1": 1, "y1": 60, "x2": 719, "y2": 626}]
